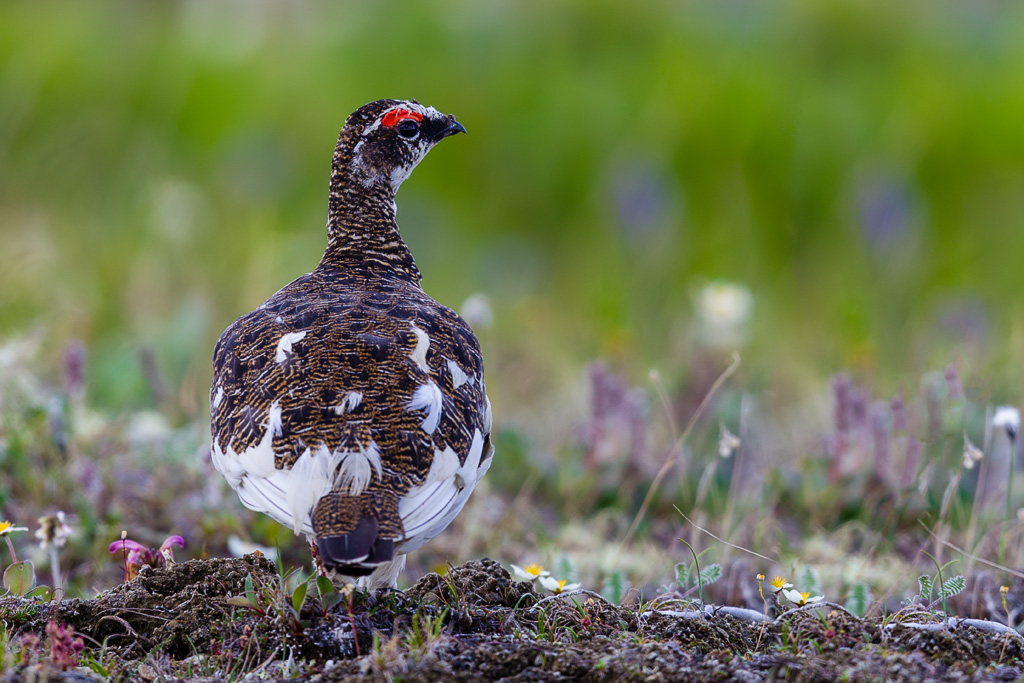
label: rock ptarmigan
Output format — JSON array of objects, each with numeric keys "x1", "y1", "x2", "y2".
[{"x1": 210, "y1": 99, "x2": 492, "y2": 590}]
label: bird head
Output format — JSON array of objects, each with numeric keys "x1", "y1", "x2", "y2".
[{"x1": 340, "y1": 99, "x2": 466, "y2": 192}]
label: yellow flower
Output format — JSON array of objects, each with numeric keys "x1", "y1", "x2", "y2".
[
  {"x1": 0, "y1": 521, "x2": 28, "y2": 536},
  {"x1": 769, "y1": 576, "x2": 792, "y2": 592}
]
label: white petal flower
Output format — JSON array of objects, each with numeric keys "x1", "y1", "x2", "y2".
[
  {"x1": 226, "y1": 535, "x2": 278, "y2": 562},
  {"x1": 36, "y1": 511, "x2": 72, "y2": 549},
  {"x1": 0, "y1": 521, "x2": 28, "y2": 537},
  {"x1": 510, "y1": 563, "x2": 549, "y2": 582},
  {"x1": 993, "y1": 407, "x2": 1020, "y2": 439},
  {"x1": 460, "y1": 293, "x2": 493, "y2": 330},
  {"x1": 694, "y1": 281, "x2": 754, "y2": 348},
  {"x1": 783, "y1": 588, "x2": 823, "y2": 606},
  {"x1": 537, "y1": 575, "x2": 559, "y2": 592},
  {"x1": 538, "y1": 575, "x2": 580, "y2": 594},
  {"x1": 718, "y1": 424, "x2": 741, "y2": 458},
  {"x1": 962, "y1": 434, "x2": 984, "y2": 469}
]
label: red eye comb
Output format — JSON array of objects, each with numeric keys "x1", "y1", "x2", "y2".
[{"x1": 382, "y1": 108, "x2": 423, "y2": 127}]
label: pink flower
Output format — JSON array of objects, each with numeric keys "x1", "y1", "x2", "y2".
[
  {"x1": 109, "y1": 535, "x2": 184, "y2": 580},
  {"x1": 159, "y1": 535, "x2": 185, "y2": 562},
  {"x1": 46, "y1": 621, "x2": 84, "y2": 670}
]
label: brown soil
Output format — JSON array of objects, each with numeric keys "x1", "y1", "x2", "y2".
[{"x1": 1, "y1": 556, "x2": 1022, "y2": 682}]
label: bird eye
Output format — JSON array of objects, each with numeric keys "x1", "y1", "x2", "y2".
[{"x1": 396, "y1": 119, "x2": 419, "y2": 138}]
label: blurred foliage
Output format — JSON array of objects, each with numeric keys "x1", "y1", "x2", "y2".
[{"x1": 2, "y1": 0, "x2": 1024, "y2": 416}]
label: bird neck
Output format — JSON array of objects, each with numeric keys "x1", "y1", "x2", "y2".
[{"x1": 321, "y1": 138, "x2": 421, "y2": 283}]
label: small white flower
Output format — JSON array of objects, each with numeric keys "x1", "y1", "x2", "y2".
[
  {"x1": 962, "y1": 434, "x2": 984, "y2": 470},
  {"x1": 993, "y1": 406, "x2": 1020, "y2": 440},
  {"x1": 226, "y1": 535, "x2": 278, "y2": 562},
  {"x1": 538, "y1": 575, "x2": 581, "y2": 594},
  {"x1": 694, "y1": 281, "x2": 753, "y2": 348},
  {"x1": 510, "y1": 563, "x2": 550, "y2": 582},
  {"x1": 460, "y1": 293, "x2": 493, "y2": 330},
  {"x1": 718, "y1": 423, "x2": 741, "y2": 458},
  {"x1": 768, "y1": 576, "x2": 793, "y2": 593},
  {"x1": 0, "y1": 521, "x2": 28, "y2": 537},
  {"x1": 783, "y1": 588, "x2": 823, "y2": 606},
  {"x1": 35, "y1": 511, "x2": 72, "y2": 549}
]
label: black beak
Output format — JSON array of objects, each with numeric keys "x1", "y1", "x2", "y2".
[{"x1": 428, "y1": 118, "x2": 467, "y2": 143}]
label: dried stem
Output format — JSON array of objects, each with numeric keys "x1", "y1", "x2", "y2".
[{"x1": 620, "y1": 352, "x2": 740, "y2": 547}]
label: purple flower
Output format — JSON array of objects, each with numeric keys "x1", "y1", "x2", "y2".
[
  {"x1": 109, "y1": 534, "x2": 184, "y2": 579},
  {"x1": 108, "y1": 538, "x2": 148, "y2": 567},
  {"x1": 160, "y1": 535, "x2": 184, "y2": 562}
]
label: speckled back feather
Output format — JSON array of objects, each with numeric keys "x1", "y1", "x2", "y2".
[{"x1": 210, "y1": 99, "x2": 491, "y2": 584}]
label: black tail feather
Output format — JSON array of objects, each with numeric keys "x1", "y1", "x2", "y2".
[{"x1": 316, "y1": 516, "x2": 396, "y2": 575}]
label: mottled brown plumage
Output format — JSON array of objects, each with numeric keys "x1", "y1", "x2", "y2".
[{"x1": 210, "y1": 99, "x2": 492, "y2": 588}]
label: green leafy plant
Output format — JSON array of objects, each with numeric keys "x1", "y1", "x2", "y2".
[
  {"x1": 0, "y1": 522, "x2": 36, "y2": 598},
  {"x1": 844, "y1": 582, "x2": 873, "y2": 618},
  {"x1": 226, "y1": 569, "x2": 312, "y2": 637},
  {"x1": 601, "y1": 570, "x2": 627, "y2": 606},
  {"x1": 797, "y1": 566, "x2": 823, "y2": 598},
  {"x1": 3, "y1": 561, "x2": 35, "y2": 597},
  {"x1": 918, "y1": 552, "x2": 966, "y2": 623},
  {"x1": 404, "y1": 609, "x2": 448, "y2": 660},
  {"x1": 676, "y1": 540, "x2": 721, "y2": 612}
]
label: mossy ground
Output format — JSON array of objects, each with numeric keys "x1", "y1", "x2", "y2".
[{"x1": 1, "y1": 556, "x2": 1021, "y2": 682}]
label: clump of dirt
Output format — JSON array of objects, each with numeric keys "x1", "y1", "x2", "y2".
[
  {"x1": 0, "y1": 556, "x2": 1022, "y2": 682},
  {"x1": 405, "y1": 558, "x2": 534, "y2": 607},
  {"x1": 11, "y1": 554, "x2": 279, "y2": 659}
]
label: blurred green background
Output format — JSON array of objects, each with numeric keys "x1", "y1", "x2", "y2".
[
  {"x1": 3, "y1": 0, "x2": 1024, "y2": 412},
  {"x1": 2, "y1": 0, "x2": 1024, "y2": 596}
]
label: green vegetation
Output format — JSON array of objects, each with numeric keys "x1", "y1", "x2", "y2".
[{"x1": 3, "y1": 1, "x2": 1024, "y2": 404}]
